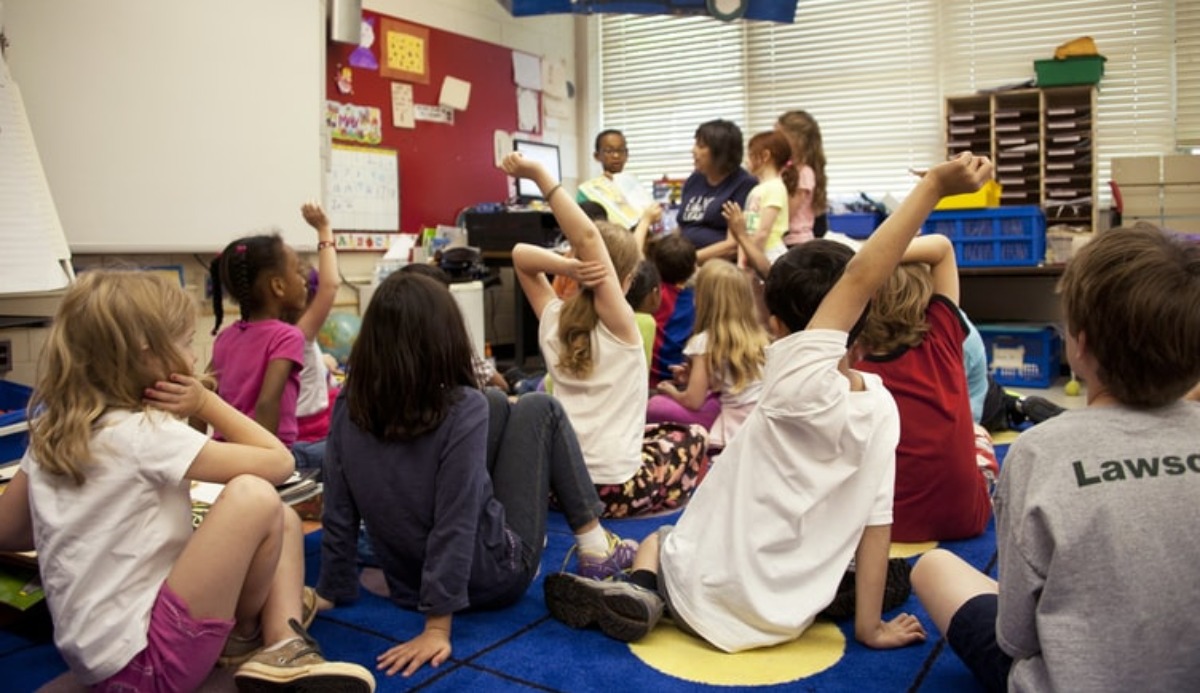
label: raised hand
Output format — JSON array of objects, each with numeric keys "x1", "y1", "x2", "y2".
[
  {"x1": 301, "y1": 201, "x2": 330, "y2": 231},
  {"x1": 721, "y1": 201, "x2": 747, "y2": 239},
  {"x1": 501, "y1": 152, "x2": 545, "y2": 180},
  {"x1": 926, "y1": 152, "x2": 994, "y2": 199}
]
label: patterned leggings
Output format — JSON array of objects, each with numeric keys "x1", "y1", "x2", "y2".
[{"x1": 595, "y1": 422, "x2": 710, "y2": 518}]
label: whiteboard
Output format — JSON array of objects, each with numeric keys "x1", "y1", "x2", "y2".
[
  {"x1": 2, "y1": 0, "x2": 325, "y2": 253},
  {"x1": 328, "y1": 145, "x2": 399, "y2": 231}
]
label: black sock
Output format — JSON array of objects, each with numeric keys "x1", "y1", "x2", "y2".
[{"x1": 629, "y1": 569, "x2": 659, "y2": 593}]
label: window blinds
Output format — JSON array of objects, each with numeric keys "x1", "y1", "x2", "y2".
[
  {"x1": 598, "y1": 1, "x2": 1188, "y2": 201},
  {"x1": 1178, "y1": 0, "x2": 1200, "y2": 147},
  {"x1": 942, "y1": 0, "x2": 1174, "y2": 202}
]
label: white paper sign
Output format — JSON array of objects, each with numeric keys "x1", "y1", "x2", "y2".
[
  {"x1": 391, "y1": 82, "x2": 415, "y2": 129},
  {"x1": 413, "y1": 104, "x2": 454, "y2": 124},
  {"x1": 512, "y1": 51, "x2": 542, "y2": 90},
  {"x1": 439, "y1": 76, "x2": 471, "y2": 111}
]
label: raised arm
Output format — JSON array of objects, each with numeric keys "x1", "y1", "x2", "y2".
[
  {"x1": 295, "y1": 201, "x2": 340, "y2": 341},
  {"x1": 144, "y1": 375, "x2": 293, "y2": 485},
  {"x1": 631, "y1": 203, "x2": 663, "y2": 259},
  {"x1": 808, "y1": 153, "x2": 991, "y2": 333},
  {"x1": 502, "y1": 153, "x2": 639, "y2": 345},
  {"x1": 511, "y1": 243, "x2": 587, "y2": 319},
  {"x1": 901, "y1": 233, "x2": 959, "y2": 305}
]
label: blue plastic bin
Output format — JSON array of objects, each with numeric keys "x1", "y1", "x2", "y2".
[
  {"x1": 829, "y1": 212, "x2": 884, "y2": 239},
  {"x1": 977, "y1": 324, "x2": 1061, "y2": 388},
  {"x1": 0, "y1": 381, "x2": 33, "y2": 464},
  {"x1": 922, "y1": 206, "x2": 1046, "y2": 267}
]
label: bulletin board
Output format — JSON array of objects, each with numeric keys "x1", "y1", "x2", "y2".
[
  {"x1": 328, "y1": 145, "x2": 400, "y2": 232},
  {"x1": 326, "y1": 11, "x2": 520, "y2": 234}
]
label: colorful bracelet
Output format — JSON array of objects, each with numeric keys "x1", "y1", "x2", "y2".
[{"x1": 317, "y1": 240, "x2": 336, "y2": 251}]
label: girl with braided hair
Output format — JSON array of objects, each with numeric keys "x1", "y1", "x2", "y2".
[{"x1": 209, "y1": 231, "x2": 311, "y2": 455}]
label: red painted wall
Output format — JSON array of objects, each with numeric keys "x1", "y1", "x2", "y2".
[{"x1": 326, "y1": 11, "x2": 517, "y2": 233}]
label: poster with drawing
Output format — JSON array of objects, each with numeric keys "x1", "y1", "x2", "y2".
[{"x1": 327, "y1": 145, "x2": 399, "y2": 232}]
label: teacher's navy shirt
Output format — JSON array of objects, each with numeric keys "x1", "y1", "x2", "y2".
[{"x1": 677, "y1": 168, "x2": 757, "y2": 249}]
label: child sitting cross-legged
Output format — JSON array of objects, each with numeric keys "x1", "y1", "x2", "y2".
[
  {"x1": 542, "y1": 152, "x2": 993, "y2": 651},
  {"x1": 912, "y1": 223, "x2": 1200, "y2": 691},
  {"x1": 854, "y1": 235, "x2": 996, "y2": 540},
  {"x1": 648, "y1": 259, "x2": 769, "y2": 451}
]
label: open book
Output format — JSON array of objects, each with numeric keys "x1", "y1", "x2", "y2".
[{"x1": 191, "y1": 468, "x2": 322, "y2": 528}]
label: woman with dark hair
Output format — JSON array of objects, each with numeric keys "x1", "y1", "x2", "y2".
[{"x1": 676, "y1": 119, "x2": 757, "y2": 263}]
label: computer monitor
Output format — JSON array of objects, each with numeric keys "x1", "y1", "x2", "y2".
[{"x1": 512, "y1": 139, "x2": 562, "y2": 201}]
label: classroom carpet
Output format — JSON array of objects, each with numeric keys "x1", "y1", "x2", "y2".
[{"x1": 2, "y1": 445, "x2": 1012, "y2": 693}]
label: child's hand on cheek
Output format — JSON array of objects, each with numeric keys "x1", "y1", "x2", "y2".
[{"x1": 144, "y1": 374, "x2": 210, "y2": 419}]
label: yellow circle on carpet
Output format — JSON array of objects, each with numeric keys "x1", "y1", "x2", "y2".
[
  {"x1": 890, "y1": 541, "x2": 938, "y2": 559},
  {"x1": 628, "y1": 620, "x2": 845, "y2": 686}
]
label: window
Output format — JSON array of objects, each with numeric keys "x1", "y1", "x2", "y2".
[{"x1": 597, "y1": 1, "x2": 1187, "y2": 203}]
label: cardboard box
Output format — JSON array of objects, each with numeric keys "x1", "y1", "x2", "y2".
[
  {"x1": 1120, "y1": 185, "x2": 1161, "y2": 217},
  {"x1": 1112, "y1": 156, "x2": 1161, "y2": 185},
  {"x1": 1163, "y1": 184, "x2": 1200, "y2": 216},
  {"x1": 1163, "y1": 155, "x2": 1200, "y2": 184}
]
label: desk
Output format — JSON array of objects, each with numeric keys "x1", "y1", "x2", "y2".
[
  {"x1": 464, "y1": 211, "x2": 562, "y2": 368},
  {"x1": 959, "y1": 265, "x2": 1065, "y2": 324}
]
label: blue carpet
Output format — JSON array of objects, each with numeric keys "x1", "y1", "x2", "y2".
[{"x1": 2, "y1": 446, "x2": 1007, "y2": 692}]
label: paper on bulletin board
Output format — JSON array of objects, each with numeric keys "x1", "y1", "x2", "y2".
[
  {"x1": 414, "y1": 104, "x2": 454, "y2": 125},
  {"x1": 439, "y1": 76, "x2": 472, "y2": 111},
  {"x1": 326, "y1": 100, "x2": 383, "y2": 144},
  {"x1": 542, "y1": 57, "x2": 568, "y2": 99},
  {"x1": 517, "y1": 88, "x2": 540, "y2": 133},
  {"x1": 326, "y1": 145, "x2": 399, "y2": 232},
  {"x1": 512, "y1": 51, "x2": 542, "y2": 90},
  {"x1": 391, "y1": 83, "x2": 415, "y2": 129},
  {"x1": 543, "y1": 93, "x2": 571, "y2": 120}
]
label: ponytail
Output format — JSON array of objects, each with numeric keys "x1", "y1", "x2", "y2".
[
  {"x1": 780, "y1": 159, "x2": 800, "y2": 196},
  {"x1": 210, "y1": 254, "x2": 225, "y2": 335}
]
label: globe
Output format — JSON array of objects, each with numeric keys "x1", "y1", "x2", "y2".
[{"x1": 317, "y1": 312, "x2": 362, "y2": 365}]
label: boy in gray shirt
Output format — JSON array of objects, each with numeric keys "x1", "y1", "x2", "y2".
[{"x1": 912, "y1": 223, "x2": 1200, "y2": 692}]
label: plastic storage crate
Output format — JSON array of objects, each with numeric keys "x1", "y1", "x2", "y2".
[
  {"x1": 1034, "y1": 55, "x2": 1106, "y2": 87},
  {"x1": 977, "y1": 324, "x2": 1061, "y2": 388},
  {"x1": 922, "y1": 206, "x2": 1046, "y2": 267},
  {"x1": 828, "y1": 212, "x2": 884, "y2": 239},
  {"x1": 0, "y1": 381, "x2": 33, "y2": 464}
]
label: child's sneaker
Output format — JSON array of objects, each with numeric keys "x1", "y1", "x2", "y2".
[
  {"x1": 543, "y1": 572, "x2": 664, "y2": 642},
  {"x1": 219, "y1": 587, "x2": 318, "y2": 667},
  {"x1": 233, "y1": 618, "x2": 375, "y2": 692},
  {"x1": 575, "y1": 531, "x2": 638, "y2": 580}
]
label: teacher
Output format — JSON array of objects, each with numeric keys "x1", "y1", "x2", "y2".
[{"x1": 676, "y1": 119, "x2": 756, "y2": 264}]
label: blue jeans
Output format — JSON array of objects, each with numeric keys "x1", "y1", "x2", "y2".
[{"x1": 483, "y1": 388, "x2": 605, "y2": 572}]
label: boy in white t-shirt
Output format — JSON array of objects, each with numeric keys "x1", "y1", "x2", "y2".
[{"x1": 543, "y1": 152, "x2": 993, "y2": 652}]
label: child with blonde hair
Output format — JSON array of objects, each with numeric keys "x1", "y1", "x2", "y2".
[
  {"x1": 505, "y1": 153, "x2": 709, "y2": 518},
  {"x1": 855, "y1": 235, "x2": 995, "y2": 541},
  {"x1": 776, "y1": 110, "x2": 828, "y2": 245},
  {"x1": 2, "y1": 270, "x2": 372, "y2": 690},
  {"x1": 649, "y1": 259, "x2": 768, "y2": 449}
]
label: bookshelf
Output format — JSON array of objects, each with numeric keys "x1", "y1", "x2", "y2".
[{"x1": 946, "y1": 86, "x2": 1098, "y2": 231}]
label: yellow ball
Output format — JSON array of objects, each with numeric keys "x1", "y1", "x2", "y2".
[{"x1": 1064, "y1": 380, "x2": 1081, "y2": 396}]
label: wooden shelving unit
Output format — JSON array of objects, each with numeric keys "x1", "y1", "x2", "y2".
[{"x1": 945, "y1": 86, "x2": 1098, "y2": 231}]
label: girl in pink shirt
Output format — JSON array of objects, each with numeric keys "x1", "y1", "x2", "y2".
[{"x1": 209, "y1": 233, "x2": 311, "y2": 449}]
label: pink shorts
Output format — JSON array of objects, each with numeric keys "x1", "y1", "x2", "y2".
[{"x1": 94, "y1": 583, "x2": 234, "y2": 693}]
